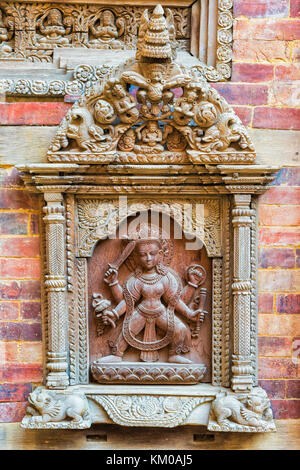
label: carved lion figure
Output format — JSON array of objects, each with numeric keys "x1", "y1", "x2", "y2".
[
  {"x1": 210, "y1": 389, "x2": 273, "y2": 430},
  {"x1": 201, "y1": 112, "x2": 254, "y2": 151},
  {"x1": 25, "y1": 387, "x2": 90, "y2": 424}
]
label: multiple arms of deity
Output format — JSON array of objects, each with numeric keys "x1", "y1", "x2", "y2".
[
  {"x1": 96, "y1": 264, "x2": 207, "y2": 330},
  {"x1": 121, "y1": 71, "x2": 191, "y2": 94}
]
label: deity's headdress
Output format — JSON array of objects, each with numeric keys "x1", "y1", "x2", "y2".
[
  {"x1": 122, "y1": 222, "x2": 174, "y2": 271},
  {"x1": 137, "y1": 4, "x2": 176, "y2": 61}
]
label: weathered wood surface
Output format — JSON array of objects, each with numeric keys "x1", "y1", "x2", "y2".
[
  {"x1": 248, "y1": 129, "x2": 300, "y2": 166},
  {"x1": 0, "y1": 127, "x2": 299, "y2": 166},
  {"x1": 0, "y1": 126, "x2": 57, "y2": 165},
  {"x1": 0, "y1": 420, "x2": 299, "y2": 450},
  {"x1": 2, "y1": 0, "x2": 195, "y2": 5}
]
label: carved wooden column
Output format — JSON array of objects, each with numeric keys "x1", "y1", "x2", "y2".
[
  {"x1": 43, "y1": 192, "x2": 68, "y2": 389},
  {"x1": 231, "y1": 194, "x2": 254, "y2": 393}
]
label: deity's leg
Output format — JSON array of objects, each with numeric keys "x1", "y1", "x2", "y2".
[
  {"x1": 156, "y1": 314, "x2": 192, "y2": 364},
  {"x1": 103, "y1": 311, "x2": 146, "y2": 361}
]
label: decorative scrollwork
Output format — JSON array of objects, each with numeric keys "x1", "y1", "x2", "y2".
[
  {"x1": 88, "y1": 394, "x2": 214, "y2": 427},
  {"x1": 76, "y1": 198, "x2": 221, "y2": 258}
]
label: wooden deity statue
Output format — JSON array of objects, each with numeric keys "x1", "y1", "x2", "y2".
[
  {"x1": 36, "y1": 8, "x2": 70, "y2": 46},
  {"x1": 92, "y1": 225, "x2": 207, "y2": 369},
  {"x1": 0, "y1": 9, "x2": 9, "y2": 42},
  {"x1": 0, "y1": 8, "x2": 13, "y2": 56},
  {"x1": 89, "y1": 10, "x2": 124, "y2": 49}
]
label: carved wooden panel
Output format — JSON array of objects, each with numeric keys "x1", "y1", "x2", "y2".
[
  {"x1": 0, "y1": 2, "x2": 190, "y2": 61},
  {"x1": 87, "y1": 213, "x2": 212, "y2": 382},
  {"x1": 15, "y1": 3, "x2": 278, "y2": 432},
  {"x1": 0, "y1": 0, "x2": 233, "y2": 97}
]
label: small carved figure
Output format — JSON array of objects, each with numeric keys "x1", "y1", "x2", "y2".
[
  {"x1": 210, "y1": 389, "x2": 274, "y2": 431},
  {"x1": 165, "y1": 127, "x2": 187, "y2": 152},
  {"x1": 66, "y1": 106, "x2": 108, "y2": 150},
  {"x1": 105, "y1": 79, "x2": 139, "y2": 124},
  {"x1": 134, "y1": 121, "x2": 164, "y2": 153},
  {"x1": 50, "y1": 104, "x2": 111, "y2": 152},
  {"x1": 122, "y1": 64, "x2": 190, "y2": 117},
  {"x1": 201, "y1": 112, "x2": 254, "y2": 151},
  {"x1": 0, "y1": 9, "x2": 9, "y2": 42},
  {"x1": 173, "y1": 89, "x2": 198, "y2": 126},
  {"x1": 93, "y1": 225, "x2": 207, "y2": 364},
  {"x1": 89, "y1": 10, "x2": 124, "y2": 49},
  {"x1": 0, "y1": 8, "x2": 13, "y2": 55},
  {"x1": 36, "y1": 9, "x2": 70, "y2": 46},
  {"x1": 173, "y1": 78, "x2": 218, "y2": 129},
  {"x1": 25, "y1": 387, "x2": 90, "y2": 425}
]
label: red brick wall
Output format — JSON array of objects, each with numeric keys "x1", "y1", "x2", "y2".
[
  {"x1": 258, "y1": 169, "x2": 300, "y2": 419},
  {"x1": 0, "y1": 167, "x2": 42, "y2": 422},
  {"x1": 213, "y1": 1, "x2": 300, "y2": 130},
  {"x1": 230, "y1": 1, "x2": 300, "y2": 419},
  {"x1": 0, "y1": 1, "x2": 299, "y2": 422}
]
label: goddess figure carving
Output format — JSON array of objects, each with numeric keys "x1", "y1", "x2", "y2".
[{"x1": 92, "y1": 225, "x2": 207, "y2": 365}]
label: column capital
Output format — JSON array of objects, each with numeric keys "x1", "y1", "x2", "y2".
[
  {"x1": 233, "y1": 194, "x2": 251, "y2": 207},
  {"x1": 44, "y1": 192, "x2": 64, "y2": 203},
  {"x1": 43, "y1": 192, "x2": 65, "y2": 222}
]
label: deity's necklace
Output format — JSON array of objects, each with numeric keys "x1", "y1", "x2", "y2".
[{"x1": 136, "y1": 272, "x2": 163, "y2": 285}]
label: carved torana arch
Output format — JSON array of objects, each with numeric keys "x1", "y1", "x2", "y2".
[{"x1": 47, "y1": 4, "x2": 255, "y2": 166}]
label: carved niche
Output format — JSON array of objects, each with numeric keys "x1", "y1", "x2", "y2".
[{"x1": 18, "y1": 5, "x2": 279, "y2": 433}]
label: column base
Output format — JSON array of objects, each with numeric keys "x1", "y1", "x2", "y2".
[{"x1": 46, "y1": 372, "x2": 69, "y2": 390}]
